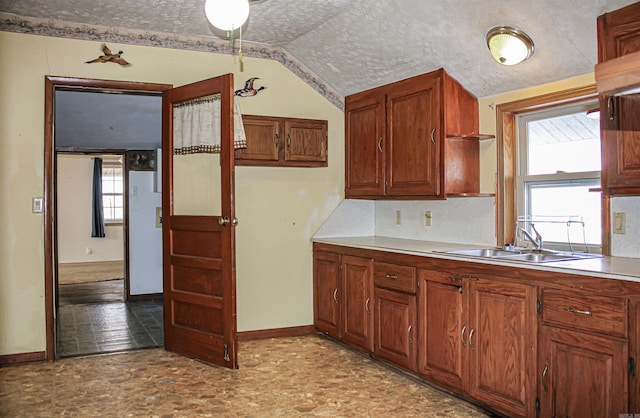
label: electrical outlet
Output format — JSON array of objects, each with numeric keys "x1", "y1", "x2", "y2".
[
  {"x1": 613, "y1": 212, "x2": 626, "y2": 234},
  {"x1": 396, "y1": 210, "x2": 402, "y2": 225},
  {"x1": 425, "y1": 211, "x2": 432, "y2": 226}
]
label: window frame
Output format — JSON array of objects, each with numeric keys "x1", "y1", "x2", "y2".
[
  {"x1": 514, "y1": 100, "x2": 602, "y2": 252},
  {"x1": 101, "y1": 162, "x2": 124, "y2": 224},
  {"x1": 495, "y1": 85, "x2": 611, "y2": 254}
]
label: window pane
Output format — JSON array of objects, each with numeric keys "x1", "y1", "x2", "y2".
[
  {"x1": 527, "y1": 183, "x2": 601, "y2": 245},
  {"x1": 526, "y1": 112, "x2": 600, "y2": 175},
  {"x1": 114, "y1": 208, "x2": 124, "y2": 220}
]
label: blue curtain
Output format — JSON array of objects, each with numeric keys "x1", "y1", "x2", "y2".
[{"x1": 91, "y1": 157, "x2": 105, "y2": 238}]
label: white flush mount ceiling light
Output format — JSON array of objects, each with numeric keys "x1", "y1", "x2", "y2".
[
  {"x1": 486, "y1": 26, "x2": 535, "y2": 66},
  {"x1": 205, "y1": 0, "x2": 250, "y2": 31}
]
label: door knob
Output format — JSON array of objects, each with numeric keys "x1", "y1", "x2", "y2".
[{"x1": 218, "y1": 216, "x2": 230, "y2": 226}]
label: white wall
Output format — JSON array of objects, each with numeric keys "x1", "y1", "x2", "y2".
[
  {"x1": 56, "y1": 154, "x2": 124, "y2": 263},
  {"x1": 128, "y1": 170, "x2": 163, "y2": 295}
]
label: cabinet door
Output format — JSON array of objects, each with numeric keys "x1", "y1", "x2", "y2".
[
  {"x1": 602, "y1": 94, "x2": 640, "y2": 193},
  {"x1": 284, "y1": 118, "x2": 328, "y2": 166},
  {"x1": 345, "y1": 91, "x2": 386, "y2": 198},
  {"x1": 597, "y1": 1, "x2": 640, "y2": 62},
  {"x1": 374, "y1": 287, "x2": 417, "y2": 371},
  {"x1": 385, "y1": 76, "x2": 441, "y2": 197},
  {"x1": 468, "y1": 279, "x2": 537, "y2": 418},
  {"x1": 539, "y1": 325, "x2": 628, "y2": 418},
  {"x1": 342, "y1": 255, "x2": 374, "y2": 353},
  {"x1": 235, "y1": 115, "x2": 281, "y2": 165},
  {"x1": 313, "y1": 251, "x2": 342, "y2": 339},
  {"x1": 417, "y1": 270, "x2": 466, "y2": 392}
]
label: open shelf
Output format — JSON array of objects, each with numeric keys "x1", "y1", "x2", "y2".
[
  {"x1": 595, "y1": 50, "x2": 640, "y2": 95},
  {"x1": 446, "y1": 133, "x2": 495, "y2": 140}
]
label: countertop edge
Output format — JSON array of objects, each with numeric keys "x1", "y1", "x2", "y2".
[{"x1": 312, "y1": 236, "x2": 640, "y2": 284}]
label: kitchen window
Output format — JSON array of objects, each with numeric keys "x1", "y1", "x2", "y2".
[
  {"x1": 102, "y1": 163, "x2": 124, "y2": 223},
  {"x1": 516, "y1": 100, "x2": 601, "y2": 252}
]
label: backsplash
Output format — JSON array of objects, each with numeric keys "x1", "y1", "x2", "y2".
[
  {"x1": 375, "y1": 198, "x2": 496, "y2": 246},
  {"x1": 611, "y1": 196, "x2": 640, "y2": 258},
  {"x1": 314, "y1": 196, "x2": 638, "y2": 259}
]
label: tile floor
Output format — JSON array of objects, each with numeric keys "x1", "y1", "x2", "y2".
[
  {"x1": 56, "y1": 299, "x2": 164, "y2": 357},
  {"x1": 1, "y1": 335, "x2": 491, "y2": 417},
  {"x1": 56, "y1": 279, "x2": 164, "y2": 358}
]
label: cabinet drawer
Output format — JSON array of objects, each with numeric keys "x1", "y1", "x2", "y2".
[
  {"x1": 374, "y1": 262, "x2": 416, "y2": 293},
  {"x1": 541, "y1": 289, "x2": 628, "y2": 338}
]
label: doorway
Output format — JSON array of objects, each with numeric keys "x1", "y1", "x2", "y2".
[{"x1": 44, "y1": 77, "x2": 172, "y2": 359}]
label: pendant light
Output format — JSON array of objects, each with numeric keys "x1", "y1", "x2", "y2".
[
  {"x1": 205, "y1": 0, "x2": 250, "y2": 70},
  {"x1": 205, "y1": 0, "x2": 250, "y2": 31},
  {"x1": 486, "y1": 26, "x2": 535, "y2": 66}
]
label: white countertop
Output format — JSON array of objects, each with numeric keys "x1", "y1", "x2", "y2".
[{"x1": 313, "y1": 236, "x2": 640, "y2": 283}]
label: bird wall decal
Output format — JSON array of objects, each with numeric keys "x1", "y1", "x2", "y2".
[
  {"x1": 235, "y1": 77, "x2": 267, "y2": 97},
  {"x1": 85, "y1": 44, "x2": 132, "y2": 67}
]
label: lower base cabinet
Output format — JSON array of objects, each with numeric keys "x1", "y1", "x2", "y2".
[
  {"x1": 374, "y1": 287, "x2": 417, "y2": 371},
  {"x1": 313, "y1": 244, "x2": 639, "y2": 417},
  {"x1": 539, "y1": 326, "x2": 628, "y2": 418}
]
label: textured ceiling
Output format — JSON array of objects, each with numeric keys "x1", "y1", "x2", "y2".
[{"x1": 1, "y1": 0, "x2": 638, "y2": 98}]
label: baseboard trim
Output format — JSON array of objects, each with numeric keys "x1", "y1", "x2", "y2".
[
  {"x1": 0, "y1": 351, "x2": 46, "y2": 367},
  {"x1": 128, "y1": 292, "x2": 163, "y2": 301},
  {"x1": 237, "y1": 325, "x2": 317, "y2": 342}
]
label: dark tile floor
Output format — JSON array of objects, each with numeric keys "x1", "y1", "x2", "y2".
[{"x1": 56, "y1": 280, "x2": 164, "y2": 358}]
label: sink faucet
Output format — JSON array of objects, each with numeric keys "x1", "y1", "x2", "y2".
[{"x1": 518, "y1": 224, "x2": 543, "y2": 250}]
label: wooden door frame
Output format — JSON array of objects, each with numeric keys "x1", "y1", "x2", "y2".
[
  {"x1": 494, "y1": 85, "x2": 604, "y2": 250},
  {"x1": 44, "y1": 76, "x2": 172, "y2": 360}
]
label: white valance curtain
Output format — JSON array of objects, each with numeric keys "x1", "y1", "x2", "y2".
[{"x1": 173, "y1": 94, "x2": 247, "y2": 155}]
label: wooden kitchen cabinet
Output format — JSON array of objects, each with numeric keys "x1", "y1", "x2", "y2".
[
  {"x1": 313, "y1": 251, "x2": 342, "y2": 339},
  {"x1": 417, "y1": 270, "x2": 466, "y2": 392},
  {"x1": 312, "y1": 250, "x2": 374, "y2": 353},
  {"x1": 345, "y1": 68, "x2": 491, "y2": 199},
  {"x1": 236, "y1": 115, "x2": 328, "y2": 167},
  {"x1": 597, "y1": 3, "x2": 640, "y2": 195},
  {"x1": 342, "y1": 255, "x2": 374, "y2": 353},
  {"x1": 538, "y1": 289, "x2": 629, "y2": 417},
  {"x1": 374, "y1": 287, "x2": 417, "y2": 371},
  {"x1": 467, "y1": 278, "x2": 537, "y2": 418}
]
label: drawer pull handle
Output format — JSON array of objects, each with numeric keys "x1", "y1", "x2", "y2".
[
  {"x1": 461, "y1": 324, "x2": 467, "y2": 347},
  {"x1": 567, "y1": 306, "x2": 592, "y2": 316},
  {"x1": 469, "y1": 328, "x2": 475, "y2": 350},
  {"x1": 408, "y1": 325, "x2": 413, "y2": 344},
  {"x1": 430, "y1": 128, "x2": 436, "y2": 144},
  {"x1": 333, "y1": 288, "x2": 338, "y2": 304},
  {"x1": 377, "y1": 137, "x2": 383, "y2": 153},
  {"x1": 542, "y1": 364, "x2": 549, "y2": 392},
  {"x1": 365, "y1": 297, "x2": 370, "y2": 314},
  {"x1": 385, "y1": 273, "x2": 398, "y2": 280}
]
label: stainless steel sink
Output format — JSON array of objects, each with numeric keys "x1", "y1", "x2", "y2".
[
  {"x1": 439, "y1": 247, "x2": 601, "y2": 264},
  {"x1": 442, "y1": 248, "x2": 522, "y2": 258}
]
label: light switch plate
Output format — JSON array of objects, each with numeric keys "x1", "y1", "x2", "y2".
[
  {"x1": 613, "y1": 212, "x2": 626, "y2": 234},
  {"x1": 32, "y1": 197, "x2": 43, "y2": 214}
]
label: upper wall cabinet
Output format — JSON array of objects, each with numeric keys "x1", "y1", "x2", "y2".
[
  {"x1": 344, "y1": 69, "x2": 492, "y2": 200},
  {"x1": 235, "y1": 115, "x2": 328, "y2": 167},
  {"x1": 597, "y1": 2, "x2": 640, "y2": 195}
]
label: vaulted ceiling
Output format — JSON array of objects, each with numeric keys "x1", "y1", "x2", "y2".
[{"x1": 1, "y1": 0, "x2": 637, "y2": 99}]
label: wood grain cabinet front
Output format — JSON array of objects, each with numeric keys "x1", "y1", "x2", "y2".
[
  {"x1": 344, "y1": 68, "x2": 491, "y2": 199},
  {"x1": 374, "y1": 287, "x2": 417, "y2": 372},
  {"x1": 236, "y1": 115, "x2": 327, "y2": 167},
  {"x1": 312, "y1": 250, "x2": 374, "y2": 353},
  {"x1": 538, "y1": 289, "x2": 630, "y2": 418},
  {"x1": 597, "y1": 2, "x2": 640, "y2": 195}
]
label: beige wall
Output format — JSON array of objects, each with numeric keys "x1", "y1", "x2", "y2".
[
  {"x1": 57, "y1": 154, "x2": 124, "y2": 263},
  {"x1": 0, "y1": 31, "x2": 344, "y2": 355}
]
